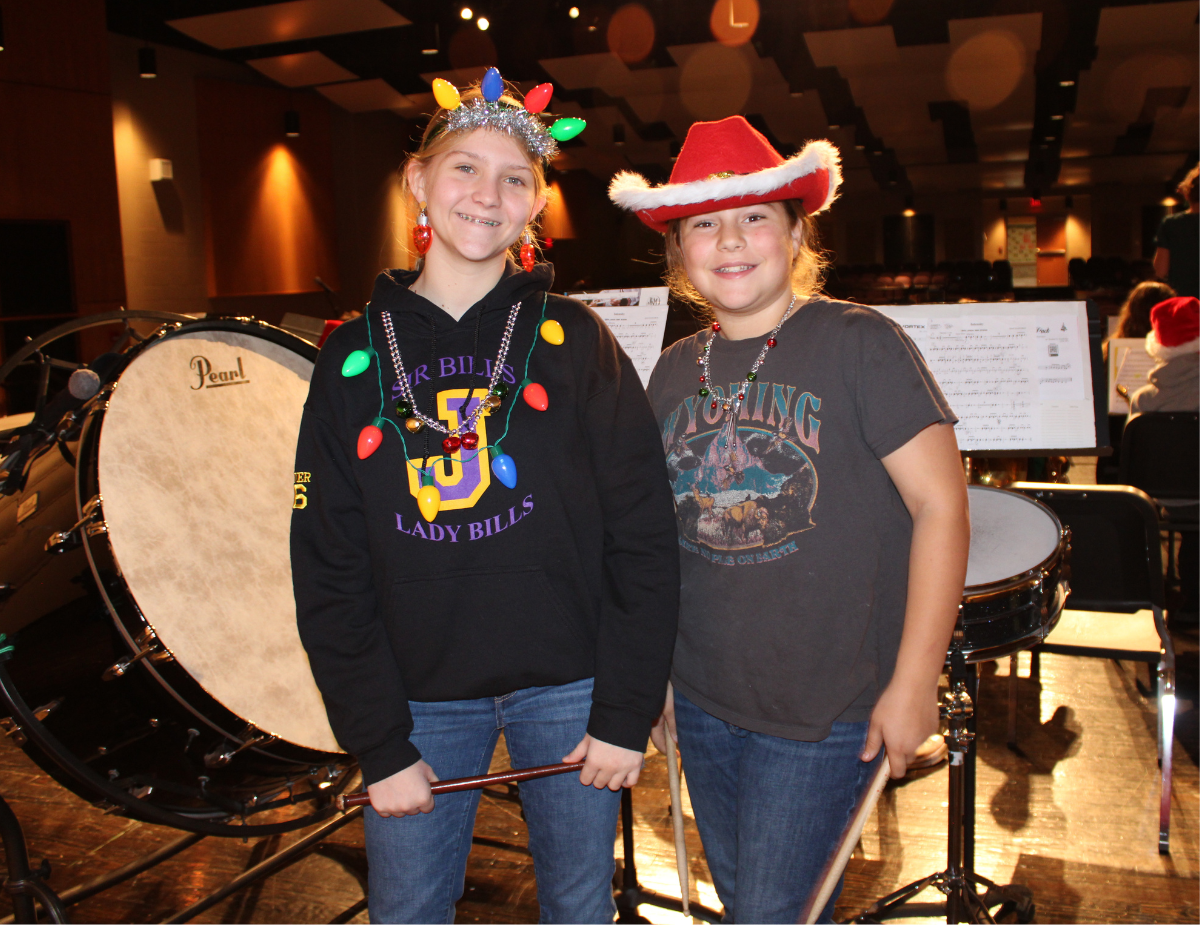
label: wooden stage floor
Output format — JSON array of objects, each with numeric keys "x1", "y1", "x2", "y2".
[{"x1": 0, "y1": 630, "x2": 1195, "y2": 924}]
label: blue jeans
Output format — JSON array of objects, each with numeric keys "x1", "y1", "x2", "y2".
[
  {"x1": 363, "y1": 678, "x2": 620, "y2": 924},
  {"x1": 674, "y1": 689, "x2": 880, "y2": 924}
]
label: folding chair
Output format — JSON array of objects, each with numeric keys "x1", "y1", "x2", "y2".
[
  {"x1": 1120, "y1": 411, "x2": 1199, "y2": 608},
  {"x1": 1006, "y1": 482, "x2": 1175, "y2": 854}
]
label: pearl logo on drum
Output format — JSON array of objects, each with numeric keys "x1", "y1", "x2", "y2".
[{"x1": 190, "y1": 355, "x2": 249, "y2": 390}]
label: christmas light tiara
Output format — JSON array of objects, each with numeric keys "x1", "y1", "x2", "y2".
[{"x1": 427, "y1": 67, "x2": 586, "y2": 163}]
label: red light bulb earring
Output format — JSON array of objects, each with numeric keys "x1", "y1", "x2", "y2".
[
  {"x1": 413, "y1": 203, "x2": 432, "y2": 257},
  {"x1": 520, "y1": 231, "x2": 536, "y2": 273}
]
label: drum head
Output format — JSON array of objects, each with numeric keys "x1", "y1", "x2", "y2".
[
  {"x1": 965, "y1": 485, "x2": 1061, "y2": 588},
  {"x1": 97, "y1": 327, "x2": 340, "y2": 753}
]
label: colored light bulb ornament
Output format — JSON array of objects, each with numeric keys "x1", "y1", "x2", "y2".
[
  {"x1": 522, "y1": 379, "x2": 548, "y2": 411},
  {"x1": 416, "y1": 469, "x2": 442, "y2": 522},
  {"x1": 520, "y1": 231, "x2": 536, "y2": 273},
  {"x1": 524, "y1": 83, "x2": 554, "y2": 113},
  {"x1": 490, "y1": 446, "x2": 518, "y2": 489},
  {"x1": 549, "y1": 118, "x2": 586, "y2": 142},
  {"x1": 342, "y1": 348, "x2": 374, "y2": 377},
  {"x1": 481, "y1": 67, "x2": 504, "y2": 102},
  {"x1": 357, "y1": 418, "x2": 386, "y2": 459},
  {"x1": 413, "y1": 204, "x2": 432, "y2": 257},
  {"x1": 432, "y1": 78, "x2": 461, "y2": 110},
  {"x1": 539, "y1": 318, "x2": 564, "y2": 345}
]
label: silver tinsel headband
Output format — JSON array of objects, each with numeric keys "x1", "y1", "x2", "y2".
[
  {"x1": 437, "y1": 99, "x2": 560, "y2": 161},
  {"x1": 426, "y1": 69, "x2": 586, "y2": 164}
]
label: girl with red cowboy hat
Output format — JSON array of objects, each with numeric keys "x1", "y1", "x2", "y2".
[{"x1": 611, "y1": 116, "x2": 970, "y2": 923}]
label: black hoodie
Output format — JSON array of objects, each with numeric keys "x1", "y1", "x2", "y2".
[{"x1": 291, "y1": 262, "x2": 680, "y2": 785}]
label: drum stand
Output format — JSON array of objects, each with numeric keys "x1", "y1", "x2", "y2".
[{"x1": 849, "y1": 647, "x2": 1034, "y2": 925}]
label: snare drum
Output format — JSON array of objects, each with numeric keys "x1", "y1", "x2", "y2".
[
  {"x1": 958, "y1": 485, "x2": 1070, "y2": 663},
  {"x1": 0, "y1": 318, "x2": 352, "y2": 835}
]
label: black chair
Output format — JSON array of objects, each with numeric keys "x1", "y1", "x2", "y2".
[
  {"x1": 1006, "y1": 482, "x2": 1176, "y2": 854},
  {"x1": 1120, "y1": 411, "x2": 1200, "y2": 606}
]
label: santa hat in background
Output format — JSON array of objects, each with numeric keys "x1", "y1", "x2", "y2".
[
  {"x1": 1148, "y1": 297, "x2": 1200, "y2": 353},
  {"x1": 608, "y1": 116, "x2": 841, "y2": 232}
]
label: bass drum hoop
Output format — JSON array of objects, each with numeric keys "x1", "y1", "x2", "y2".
[
  {"x1": 957, "y1": 487, "x2": 1071, "y2": 663},
  {"x1": 0, "y1": 660, "x2": 339, "y2": 837},
  {"x1": 75, "y1": 317, "x2": 337, "y2": 767}
]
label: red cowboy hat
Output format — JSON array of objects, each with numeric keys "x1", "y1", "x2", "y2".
[{"x1": 608, "y1": 116, "x2": 841, "y2": 232}]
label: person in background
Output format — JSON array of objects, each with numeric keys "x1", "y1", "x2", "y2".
[
  {"x1": 1153, "y1": 166, "x2": 1199, "y2": 298},
  {"x1": 1129, "y1": 296, "x2": 1199, "y2": 415},
  {"x1": 1112, "y1": 281, "x2": 1176, "y2": 341},
  {"x1": 1129, "y1": 295, "x2": 1199, "y2": 626}
]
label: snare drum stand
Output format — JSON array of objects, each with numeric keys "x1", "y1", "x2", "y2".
[{"x1": 850, "y1": 645, "x2": 1034, "y2": 925}]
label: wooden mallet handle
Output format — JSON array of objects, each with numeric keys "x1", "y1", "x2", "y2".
[{"x1": 336, "y1": 762, "x2": 586, "y2": 811}]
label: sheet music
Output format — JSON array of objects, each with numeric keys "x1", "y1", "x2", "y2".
[
  {"x1": 1107, "y1": 337, "x2": 1156, "y2": 414},
  {"x1": 876, "y1": 302, "x2": 1095, "y2": 451},
  {"x1": 567, "y1": 288, "x2": 670, "y2": 388}
]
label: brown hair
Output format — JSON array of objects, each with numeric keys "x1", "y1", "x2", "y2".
[
  {"x1": 662, "y1": 200, "x2": 828, "y2": 322},
  {"x1": 1115, "y1": 280, "x2": 1176, "y2": 339},
  {"x1": 399, "y1": 83, "x2": 549, "y2": 262}
]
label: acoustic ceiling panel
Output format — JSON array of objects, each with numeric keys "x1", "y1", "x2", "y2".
[
  {"x1": 168, "y1": 0, "x2": 409, "y2": 51},
  {"x1": 316, "y1": 78, "x2": 416, "y2": 114},
  {"x1": 247, "y1": 51, "x2": 357, "y2": 87}
]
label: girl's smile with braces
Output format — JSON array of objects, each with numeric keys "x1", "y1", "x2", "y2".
[{"x1": 457, "y1": 212, "x2": 500, "y2": 227}]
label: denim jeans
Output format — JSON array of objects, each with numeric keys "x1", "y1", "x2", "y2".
[
  {"x1": 362, "y1": 677, "x2": 620, "y2": 924},
  {"x1": 674, "y1": 689, "x2": 880, "y2": 924}
]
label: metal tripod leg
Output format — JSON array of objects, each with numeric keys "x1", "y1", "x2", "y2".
[{"x1": 848, "y1": 647, "x2": 1034, "y2": 925}]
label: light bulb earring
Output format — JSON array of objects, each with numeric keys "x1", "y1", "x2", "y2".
[
  {"x1": 520, "y1": 230, "x2": 536, "y2": 273},
  {"x1": 413, "y1": 203, "x2": 432, "y2": 257}
]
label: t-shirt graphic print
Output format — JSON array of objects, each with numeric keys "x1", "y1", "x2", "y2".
[{"x1": 662, "y1": 384, "x2": 820, "y2": 563}]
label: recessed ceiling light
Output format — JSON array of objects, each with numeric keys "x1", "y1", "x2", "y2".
[
  {"x1": 477, "y1": 16, "x2": 489, "y2": 30},
  {"x1": 854, "y1": 144, "x2": 865, "y2": 150},
  {"x1": 1044, "y1": 136, "x2": 1055, "y2": 142},
  {"x1": 460, "y1": 7, "x2": 473, "y2": 19},
  {"x1": 828, "y1": 123, "x2": 840, "y2": 130},
  {"x1": 902, "y1": 208, "x2": 915, "y2": 217},
  {"x1": 569, "y1": 6, "x2": 580, "y2": 17},
  {"x1": 1050, "y1": 114, "x2": 1063, "y2": 120},
  {"x1": 1059, "y1": 79, "x2": 1075, "y2": 87}
]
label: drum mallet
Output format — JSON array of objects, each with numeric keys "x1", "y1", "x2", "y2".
[
  {"x1": 801, "y1": 756, "x2": 891, "y2": 925},
  {"x1": 667, "y1": 742, "x2": 690, "y2": 917},
  {"x1": 336, "y1": 762, "x2": 585, "y2": 811}
]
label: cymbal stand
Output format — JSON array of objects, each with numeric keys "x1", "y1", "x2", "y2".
[{"x1": 850, "y1": 645, "x2": 1033, "y2": 925}]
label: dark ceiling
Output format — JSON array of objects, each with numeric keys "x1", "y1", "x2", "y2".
[{"x1": 106, "y1": 1, "x2": 1199, "y2": 197}]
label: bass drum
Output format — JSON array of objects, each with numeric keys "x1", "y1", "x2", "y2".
[
  {"x1": 0, "y1": 317, "x2": 353, "y2": 836},
  {"x1": 957, "y1": 485, "x2": 1070, "y2": 663}
]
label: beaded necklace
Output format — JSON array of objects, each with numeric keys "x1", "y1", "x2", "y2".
[
  {"x1": 382, "y1": 299, "x2": 522, "y2": 447},
  {"x1": 697, "y1": 294, "x2": 796, "y2": 416}
]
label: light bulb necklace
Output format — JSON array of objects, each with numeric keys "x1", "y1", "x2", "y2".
[{"x1": 698, "y1": 293, "x2": 796, "y2": 416}]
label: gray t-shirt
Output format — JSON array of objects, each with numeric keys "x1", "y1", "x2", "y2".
[{"x1": 647, "y1": 298, "x2": 955, "y2": 740}]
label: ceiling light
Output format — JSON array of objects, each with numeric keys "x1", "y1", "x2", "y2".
[
  {"x1": 1050, "y1": 114, "x2": 1063, "y2": 120},
  {"x1": 613, "y1": 123, "x2": 626, "y2": 145},
  {"x1": 854, "y1": 144, "x2": 865, "y2": 150},
  {"x1": 828, "y1": 123, "x2": 840, "y2": 130},
  {"x1": 477, "y1": 16, "x2": 489, "y2": 30},
  {"x1": 1044, "y1": 136, "x2": 1055, "y2": 142},
  {"x1": 902, "y1": 209, "x2": 915, "y2": 218},
  {"x1": 1059, "y1": 79, "x2": 1075, "y2": 87},
  {"x1": 284, "y1": 110, "x2": 300, "y2": 137},
  {"x1": 138, "y1": 46, "x2": 157, "y2": 78},
  {"x1": 569, "y1": 6, "x2": 580, "y2": 17},
  {"x1": 1162, "y1": 196, "x2": 1178, "y2": 207},
  {"x1": 460, "y1": 7, "x2": 473, "y2": 19}
]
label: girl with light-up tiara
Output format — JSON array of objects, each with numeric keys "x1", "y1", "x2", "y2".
[{"x1": 291, "y1": 70, "x2": 678, "y2": 923}]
